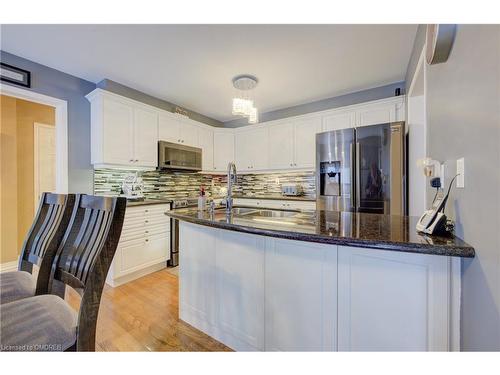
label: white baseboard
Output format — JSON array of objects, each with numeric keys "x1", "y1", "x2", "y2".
[{"x1": 0, "y1": 261, "x2": 18, "y2": 273}]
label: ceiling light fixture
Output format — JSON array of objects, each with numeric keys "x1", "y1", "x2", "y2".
[{"x1": 232, "y1": 74, "x2": 259, "y2": 124}]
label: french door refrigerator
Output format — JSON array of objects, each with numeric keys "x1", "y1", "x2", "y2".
[{"x1": 316, "y1": 122, "x2": 406, "y2": 215}]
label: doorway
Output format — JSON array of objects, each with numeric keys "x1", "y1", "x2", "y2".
[{"x1": 0, "y1": 87, "x2": 67, "y2": 270}]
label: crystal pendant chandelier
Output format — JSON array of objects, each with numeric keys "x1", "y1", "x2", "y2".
[{"x1": 232, "y1": 75, "x2": 259, "y2": 124}]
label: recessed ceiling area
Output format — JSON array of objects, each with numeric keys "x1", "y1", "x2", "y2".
[{"x1": 0, "y1": 24, "x2": 417, "y2": 122}]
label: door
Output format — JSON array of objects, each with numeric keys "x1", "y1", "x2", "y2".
[
  {"x1": 198, "y1": 127, "x2": 214, "y2": 171},
  {"x1": 34, "y1": 123, "x2": 56, "y2": 208},
  {"x1": 337, "y1": 246, "x2": 449, "y2": 351},
  {"x1": 158, "y1": 113, "x2": 181, "y2": 143},
  {"x1": 265, "y1": 238, "x2": 337, "y2": 351},
  {"x1": 215, "y1": 230, "x2": 265, "y2": 350},
  {"x1": 293, "y1": 117, "x2": 321, "y2": 168},
  {"x1": 268, "y1": 122, "x2": 294, "y2": 169},
  {"x1": 316, "y1": 128, "x2": 355, "y2": 212},
  {"x1": 133, "y1": 108, "x2": 158, "y2": 166},
  {"x1": 102, "y1": 96, "x2": 134, "y2": 165},
  {"x1": 179, "y1": 119, "x2": 199, "y2": 146},
  {"x1": 236, "y1": 127, "x2": 268, "y2": 171},
  {"x1": 356, "y1": 102, "x2": 396, "y2": 127},
  {"x1": 355, "y1": 122, "x2": 405, "y2": 215},
  {"x1": 322, "y1": 110, "x2": 355, "y2": 132},
  {"x1": 213, "y1": 132, "x2": 234, "y2": 172}
]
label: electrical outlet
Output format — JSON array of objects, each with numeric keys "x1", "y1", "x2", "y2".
[{"x1": 456, "y1": 158, "x2": 465, "y2": 188}]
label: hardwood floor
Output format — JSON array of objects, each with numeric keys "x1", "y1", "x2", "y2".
[{"x1": 66, "y1": 268, "x2": 231, "y2": 352}]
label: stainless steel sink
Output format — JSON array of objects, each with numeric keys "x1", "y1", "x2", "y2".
[
  {"x1": 227, "y1": 207, "x2": 259, "y2": 215},
  {"x1": 247, "y1": 210, "x2": 299, "y2": 218}
]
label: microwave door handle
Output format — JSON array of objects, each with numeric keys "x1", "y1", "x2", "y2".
[
  {"x1": 356, "y1": 142, "x2": 361, "y2": 211},
  {"x1": 350, "y1": 142, "x2": 356, "y2": 211}
]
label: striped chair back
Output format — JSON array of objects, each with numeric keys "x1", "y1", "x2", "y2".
[
  {"x1": 48, "y1": 194, "x2": 126, "y2": 350},
  {"x1": 18, "y1": 193, "x2": 75, "y2": 294}
]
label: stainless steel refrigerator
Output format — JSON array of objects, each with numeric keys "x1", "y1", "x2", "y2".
[{"x1": 316, "y1": 122, "x2": 406, "y2": 215}]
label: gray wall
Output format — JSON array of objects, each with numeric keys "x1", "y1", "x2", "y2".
[
  {"x1": 223, "y1": 81, "x2": 405, "y2": 127},
  {"x1": 1, "y1": 51, "x2": 96, "y2": 194},
  {"x1": 407, "y1": 25, "x2": 500, "y2": 350},
  {"x1": 97, "y1": 79, "x2": 223, "y2": 127}
]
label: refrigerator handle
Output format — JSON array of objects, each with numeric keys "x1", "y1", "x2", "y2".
[
  {"x1": 356, "y1": 142, "x2": 361, "y2": 210},
  {"x1": 350, "y1": 142, "x2": 356, "y2": 210}
]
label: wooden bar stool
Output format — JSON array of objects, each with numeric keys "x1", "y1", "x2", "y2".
[
  {"x1": 0, "y1": 194, "x2": 126, "y2": 351},
  {"x1": 0, "y1": 193, "x2": 75, "y2": 304}
]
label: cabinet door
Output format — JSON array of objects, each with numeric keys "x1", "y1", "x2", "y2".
[
  {"x1": 249, "y1": 127, "x2": 268, "y2": 170},
  {"x1": 268, "y1": 122, "x2": 294, "y2": 169},
  {"x1": 356, "y1": 102, "x2": 396, "y2": 127},
  {"x1": 215, "y1": 230, "x2": 265, "y2": 350},
  {"x1": 322, "y1": 110, "x2": 356, "y2": 132},
  {"x1": 133, "y1": 107, "x2": 158, "y2": 167},
  {"x1": 213, "y1": 132, "x2": 235, "y2": 172},
  {"x1": 179, "y1": 120, "x2": 199, "y2": 146},
  {"x1": 265, "y1": 239, "x2": 337, "y2": 351},
  {"x1": 293, "y1": 117, "x2": 321, "y2": 168},
  {"x1": 198, "y1": 127, "x2": 214, "y2": 171},
  {"x1": 158, "y1": 113, "x2": 181, "y2": 143},
  {"x1": 337, "y1": 246, "x2": 449, "y2": 351},
  {"x1": 235, "y1": 130, "x2": 251, "y2": 172},
  {"x1": 102, "y1": 96, "x2": 134, "y2": 165},
  {"x1": 179, "y1": 223, "x2": 216, "y2": 327}
]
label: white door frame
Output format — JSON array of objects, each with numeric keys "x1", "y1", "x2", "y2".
[
  {"x1": 0, "y1": 83, "x2": 68, "y2": 193},
  {"x1": 34, "y1": 122, "x2": 56, "y2": 208}
]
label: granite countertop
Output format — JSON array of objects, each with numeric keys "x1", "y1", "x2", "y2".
[
  {"x1": 126, "y1": 199, "x2": 173, "y2": 207},
  {"x1": 166, "y1": 208, "x2": 475, "y2": 258}
]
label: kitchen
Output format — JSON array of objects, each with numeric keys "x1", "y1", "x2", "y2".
[{"x1": 0, "y1": 15, "x2": 499, "y2": 369}]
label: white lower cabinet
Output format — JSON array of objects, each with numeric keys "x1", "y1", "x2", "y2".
[
  {"x1": 178, "y1": 223, "x2": 459, "y2": 351},
  {"x1": 106, "y1": 203, "x2": 170, "y2": 287},
  {"x1": 337, "y1": 246, "x2": 452, "y2": 351},
  {"x1": 215, "y1": 231, "x2": 265, "y2": 350},
  {"x1": 265, "y1": 238, "x2": 337, "y2": 351}
]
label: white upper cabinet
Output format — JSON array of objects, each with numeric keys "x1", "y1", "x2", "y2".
[
  {"x1": 158, "y1": 113, "x2": 181, "y2": 143},
  {"x1": 356, "y1": 99, "x2": 404, "y2": 127},
  {"x1": 179, "y1": 119, "x2": 199, "y2": 146},
  {"x1": 133, "y1": 107, "x2": 159, "y2": 167},
  {"x1": 88, "y1": 90, "x2": 158, "y2": 168},
  {"x1": 158, "y1": 113, "x2": 199, "y2": 147},
  {"x1": 198, "y1": 126, "x2": 214, "y2": 171},
  {"x1": 213, "y1": 131, "x2": 235, "y2": 172},
  {"x1": 293, "y1": 117, "x2": 322, "y2": 168},
  {"x1": 235, "y1": 126, "x2": 268, "y2": 172},
  {"x1": 268, "y1": 122, "x2": 295, "y2": 169},
  {"x1": 266, "y1": 117, "x2": 321, "y2": 170},
  {"x1": 100, "y1": 95, "x2": 134, "y2": 165},
  {"x1": 322, "y1": 110, "x2": 356, "y2": 132}
]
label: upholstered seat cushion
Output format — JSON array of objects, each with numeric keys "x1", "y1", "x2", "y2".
[
  {"x1": 0, "y1": 271, "x2": 36, "y2": 304},
  {"x1": 0, "y1": 294, "x2": 77, "y2": 351}
]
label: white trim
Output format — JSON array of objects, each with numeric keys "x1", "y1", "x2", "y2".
[
  {"x1": 0, "y1": 261, "x2": 18, "y2": 273},
  {"x1": 0, "y1": 83, "x2": 68, "y2": 194},
  {"x1": 408, "y1": 47, "x2": 426, "y2": 98},
  {"x1": 34, "y1": 123, "x2": 56, "y2": 208}
]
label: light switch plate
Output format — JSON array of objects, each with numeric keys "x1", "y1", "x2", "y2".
[{"x1": 456, "y1": 158, "x2": 465, "y2": 188}]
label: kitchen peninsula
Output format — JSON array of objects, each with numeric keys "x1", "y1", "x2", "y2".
[{"x1": 167, "y1": 207, "x2": 474, "y2": 352}]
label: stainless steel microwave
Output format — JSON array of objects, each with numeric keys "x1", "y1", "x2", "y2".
[{"x1": 158, "y1": 141, "x2": 202, "y2": 171}]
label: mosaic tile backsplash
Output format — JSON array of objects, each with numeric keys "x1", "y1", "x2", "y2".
[{"x1": 94, "y1": 168, "x2": 316, "y2": 200}]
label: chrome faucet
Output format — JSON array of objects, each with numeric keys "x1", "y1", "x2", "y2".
[{"x1": 226, "y1": 162, "x2": 237, "y2": 213}]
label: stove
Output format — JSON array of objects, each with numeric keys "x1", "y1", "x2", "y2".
[{"x1": 169, "y1": 198, "x2": 199, "y2": 267}]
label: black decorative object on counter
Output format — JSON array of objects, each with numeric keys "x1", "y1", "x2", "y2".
[{"x1": 0, "y1": 62, "x2": 31, "y2": 88}]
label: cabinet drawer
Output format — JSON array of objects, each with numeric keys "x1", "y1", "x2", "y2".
[{"x1": 121, "y1": 234, "x2": 170, "y2": 272}]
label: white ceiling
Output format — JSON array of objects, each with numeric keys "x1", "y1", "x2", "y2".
[{"x1": 1, "y1": 24, "x2": 417, "y2": 122}]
